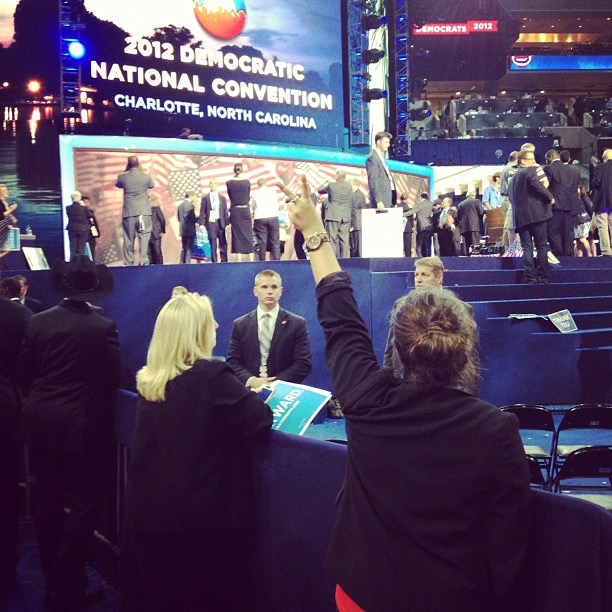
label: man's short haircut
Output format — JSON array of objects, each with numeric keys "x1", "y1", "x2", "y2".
[
  {"x1": 560, "y1": 150, "x2": 571, "y2": 163},
  {"x1": 0, "y1": 276, "x2": 21, "y2": 299},
  {"x1": 350, "y1": 178, "x2": 361, "y2": 187},
  {"x1": 545, "y1": 149, "x2": 559, "y2": 163},
  {"x1": 603, "y1": 149, "x2": 612, "y2": 162},
  {"x1": 257, "y1": 177, "x2": 267, "y2": 187},
  {"x1": 415, "y1": 256, "x2": 444, "y2": 276},
  {"x1": 508, "y1": 151, "x2": 519, "y2": 162},
  {"x1": 520, "y1": 142, "x2": 535, "y2": 152},
  {"x1": 254, "y1": 269, "x2": 282, "y2": 286},
  {"x1": 336, "y1": 169, "x2": 347, "y2": 180},
  {"x1": 70, "y1": 191, "x2": 81, "y2": 202},
  {"x1": 420, "y1": 192, "x2": 429, "y2": 199},
  {"x1": 374, "y1": 131, "x2": 392, "y2": 144},
  {"x1": 517, "y1": 150, "x2": 534, "y2": 163}
]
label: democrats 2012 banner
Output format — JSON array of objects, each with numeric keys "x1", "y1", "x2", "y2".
[{"x1": 80, "y1": 0, "x2": 345, "y2": 147}]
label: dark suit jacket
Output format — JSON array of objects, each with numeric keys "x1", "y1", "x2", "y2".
[
  {"x1": 126, "y1": 359, "x2": 272, "y2": 534},
  {"x1": 318, "y1": 179, "x2": 352, "y2": 223},
  {"x1": 351, "y1": 188, "x2": 367, "y2": 231},
  {"x1": 23, "y1": 295, "x2": 44, "y2": 314},
  {"x1": 509, "y1": 166, "x2": 554, "y2": 229},
  {"x1": 366, "y1": 150, "x2": 393, "y2": 208},
  {"x1": 116, "y1": 168, "x2": 155, "y2": 218},
  {"x1": 406, "y1": 198, "x2": 434, "y2": 231},
  {"x1": 17, "y1": 299, "x2": 121, "y2": 453},
  {"x1": 591, "y1": 159, "x2": 612, "y2": 213},
  {"x1": 227, "y1": 308, "x2": 312, "y2": 385},
  {"x1": 199, "y1": 192, "x2": 229, "y2": 229},
  {"x1": 177, "y1": 199, "x2": 197, "y2": 237},
  {"x1": 0, "y1": 298, "x2": 31, "y2": 438},
  {"x1": 65, "y1": 202, "x2": 91, "y2": 234},
  {"x1": 317, "y1": 273, "x2": 530, "y2": 612},
  {"x1": 150, "y1": 205, "x2": 166, "y2": 239},
  {"x1": 457, "y1": 197, "x2": 484, "y2": 233},
  {"x1": 543, "y1": 160, "x2": 581, "y2": 213}
]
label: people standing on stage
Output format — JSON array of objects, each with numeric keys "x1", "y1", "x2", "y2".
[
  {"x1": 0, "y1": 287, "x2": 31, "y2": 586},
  {"x1": 81, "y1": 196, "x2": 100, "y2": 261},
  {"x1": 349, "y1": 179, "x2": 367, "y2": 257},
  {"x1": 544, "y1": 149, "x2": 580, "y2": 257},
  {"x1": 17, "y1": 256, "x2": 121, "y2": 609},
  {"x1": 500, "y1": 151, "x2": 519, "y2": 247},
  {"x1": 591, "y1": 148, "x2": 612, "y2": 256},
  {"x1": 252, "y1": 177, "x2": 281, "y2": 261},
  {"x1": 575, "y1": 180, "x2": 594, "y2": 257},
  {"x1": 65, "y1": 191, "x2": 91, "y2": 258},
  {"x1": 200, "y1": 179, "x2": 229, "y2": 263},
  {"x1": 122, "y1": 292, "x2": 272, "y2": 612},
  {"x1": 286, "y1": 176, "x2": 530, "y2": 612},
  {"x1": 227, "y1": 163, "x2": 254, "y2": 262},
  {"x1": 457, "y1": 191, "x2": 484, "y2": 256},
  {"x1": 116, "y1": 156, "x2": 155, "y2": 266},
  {"x1": 318, "y1": 170, "x2": 353, "y2": 259},
  {"x1": 395, "y1": 193, "x2": 414, "y2": 258},
  {"x1": 366, "y1": 131, "x2": 396, "y2": 210},
  {"x1": 227, "y1": 269, "x2": 312, "y2": 390},
  {"x1": 509, "y1": 149, "x2": 555, "y2": 283},
  {"x1": 178, "y1": 191, "x2": 199, "y2": 265},
  {"x1": 148, "y1": 200, "x2": 166, "y2": 265},
  {"x1": 406, "y1": 192, "x2": 434, "y2": 256}
]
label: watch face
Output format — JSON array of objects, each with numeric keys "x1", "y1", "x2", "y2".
[{"x1": 305, "y1": 234, "x2": 321, "y2": 250}]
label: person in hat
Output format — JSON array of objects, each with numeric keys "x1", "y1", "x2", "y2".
[{"x1": 17, "y1": 255, "x2": 121, "y2": 610}]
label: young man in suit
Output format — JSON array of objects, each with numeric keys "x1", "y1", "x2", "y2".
[
  {"x1": 227, "y1": 269, "x2": 312, "y2": 389},
  {"x1": 65, "y1": 191, "x2": 91, "y2": 258},
  {"x1": 17, "y1": 255, "x2": 121, "y2": 609},
  {"x1": 366, "y1": 131, "x2": 396, "y2": 210},
  {"x1": 199, "y1": 179, "x2": 229, "y2": 262},
  {"x1": 318, "y1": 170, "x2": 353, "y2": 258}
]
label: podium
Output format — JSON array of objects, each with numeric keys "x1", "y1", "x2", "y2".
[{"x1": 361, "y1": 208, "x2": 403, "y2": 258}]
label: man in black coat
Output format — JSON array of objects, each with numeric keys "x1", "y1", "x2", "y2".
[
  {"x1": 148, "y1": 203, "x2": 166, "y2": 264},
  {"x1": 544, "y1": 149, "x2": 581, "y2": 256},
  {"x1": 227, "y1": 269, "x2": 312, "y2": 389},
  {"x1": 177, "y1": 191, "x2": 198, "y2": 264},
  {"x1": 17, "y1": 256, "x2": 121, "y2": 609},
  {"x1": 0, "y1": 296, "x2": 31, "y2": 585},
  {"x1": 199, "y1": 178, "x2": 229, "y2": 262},
  {"x1": 365, "y1": 131, "x2": 396, "y2": 210},
  {"x1": 457, "y1": 191, "x2": 484, "y2": 255},
  {"x1": 349, "y1": 179, "x2": 367, "y2": 257},
  {"x1": 65, "y1": 192, "x2": 91, "y2": 258},
  {"x1": 509, "y1": 150, "x2": 556, "y2": 283},
  {"x1": 591, "y1": 148, "x2": 612, "y2": 256},
  {"x1": 318, "y1": 170, "x2": 353, "y2": 258}
]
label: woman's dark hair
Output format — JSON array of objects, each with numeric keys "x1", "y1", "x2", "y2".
[
  {"x1": 391, "y1": 288, "x2": 480, "y2": 395},
  {"x1": 233, "y1": 163, "x2": 243, "y2": 175}
]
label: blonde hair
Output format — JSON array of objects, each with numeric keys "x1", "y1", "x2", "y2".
[
  {"x1": 391, "y1": 288, "x2": 480, "y2": 395},
  {"x1": 137, "y1": 293, "x2": 216, "y2": 402}
]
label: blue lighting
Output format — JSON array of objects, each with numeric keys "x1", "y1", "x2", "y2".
[{"x1": 68, "y1": 41, "x2": 86, "y2": 60}]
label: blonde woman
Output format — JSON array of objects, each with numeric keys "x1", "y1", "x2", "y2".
[{"x1": 122, "y1": 292, "x2": 272, "y2": 612}]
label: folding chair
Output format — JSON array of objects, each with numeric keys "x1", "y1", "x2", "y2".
[
  {"x1": 551, "y1": 404, "x2": 612, "y2": 478},
  {"x1": 526, "y1": 454, "x2": 547, "y2": 488},
  {"x1": 549, "y1": 446, "x2": 612, "y2": 511},
  {"x1": 501, "y1": 404, "x2": 555, "y2": 481}
]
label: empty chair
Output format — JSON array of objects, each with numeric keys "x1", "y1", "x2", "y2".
[
  {"x1": 501, "y1": 404, "x2": 555, "y2": 478},
  {"x1": 551, "y1": 404, "x2": 612, "y2": 477},
  {"x1": 549, "y1": 446, "x2": 612, "y2": 511},
  {"x1": 526, "y1": 454, "x2": 547, "y2": 488}
]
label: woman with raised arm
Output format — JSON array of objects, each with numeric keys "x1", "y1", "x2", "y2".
[
  {"x1": 288, "y1": 175, "x2": 531, "y2": 612},
  {"x1": 122, "y1": 292, "x2": 272, "y2": 612}
]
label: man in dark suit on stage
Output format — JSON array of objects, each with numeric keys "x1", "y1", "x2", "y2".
[
  {"x1": 227, "y1": 269, "x2": 312, "y2": 390},
  {"x1": 589, "y1": 148, "x2": 612, "y2": 256},
  {"x1": 366, "y1": 131, "x2": 396, "y2": 210},
  {"x1": 65, "y1": 191, "x2": 91, "y2": 258},
  {"x1": 17, "y1": 256, "x2": 121, "y2": 609},
  {"x1": 148, "y1": 202, "x2": 166, "y2": 264},
  {"x1": 199, "y1": 178, "x2": 229, "y2": 262},
  {"x1": 349, "y1": 178, "x2": 367, "y2": 257},
  {"x1": 509, "y1": 150, "x2": 555, "y2": 283},
  {"x1": 318, "y1": 170, "x2": 353, "y2": 258},
  {"x1": 0, "y1": 294, "x2": 31, "y2": 585},
  {"x1": 457, "y1": 191, "x2": 484, "y2": 255},
  {"x1": 544, "y1": 149, "x2": 581, "y2": 257},
  {"x1": 116, "y1": 155, "x2": 154, "y2": 266}
]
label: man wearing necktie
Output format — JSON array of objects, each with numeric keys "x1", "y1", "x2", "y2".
[
  {"x1": 366, "y1": 131, "x2": 397, "y2": 210},
  {"x1": 227, "y1": 269, "x2": 312, "y2": 389},
  {"x1": 199, "y1": 179, "x2": 229, "y2": 262}
]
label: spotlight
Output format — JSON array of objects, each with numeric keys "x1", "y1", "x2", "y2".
[
  {"x1": 362, "y1": 49, "x2": 385, "y2": 64},
  {"x1": 361, "y1": 14, "x2": 387, "y2": 31},
  {"x1": 68, "y1": 41, "x2": 86, "y2": 60},
  {"x1": 363, "y1": 88, "x2": 387, "y2": 102}
]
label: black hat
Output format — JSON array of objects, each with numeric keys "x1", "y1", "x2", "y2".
[{"x1": 51, "y1": 255, "x2": 113, "y2": 302}]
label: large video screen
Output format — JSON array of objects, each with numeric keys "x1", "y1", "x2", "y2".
[
  {"x1": 78, "y1": 0, "x2": 345, "y2": 147},
  {"x1": 59, "y1": 135, "x2": 432, "y2": 265}
]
